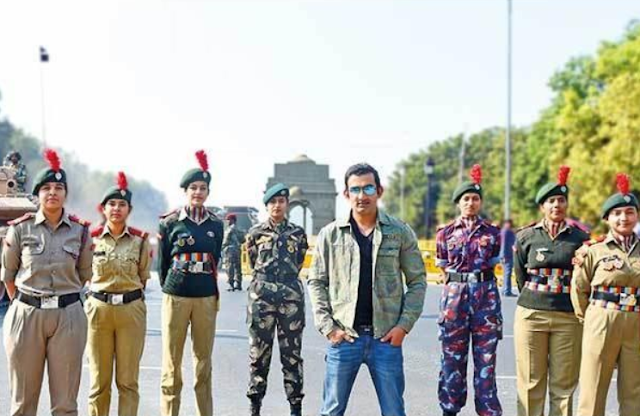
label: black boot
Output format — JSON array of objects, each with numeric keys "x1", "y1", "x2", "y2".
[
  {"x1": 249, "y1": 399, "x2": 261, "y2": 416},
  {"x1": 290, "y1": 402, "x2": 302, "y2": 416},
  {"x1": 443, "y1": 411, "x2": 457, "y2": 416}
]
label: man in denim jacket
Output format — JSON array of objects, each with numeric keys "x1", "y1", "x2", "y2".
[{"x1": 308, "y1": 163, "x2": 426, "y2": 416}]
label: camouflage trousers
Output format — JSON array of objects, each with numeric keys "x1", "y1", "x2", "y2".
[
  {"x1": 225, "y1": 250, "x2": 242, "y2": 289},
  {"x1": 438, "y1": 280, "x2": 503, "y2": 416},
  {"x1": 246, "y1": 275, "x2": 305, "y2": 405}
]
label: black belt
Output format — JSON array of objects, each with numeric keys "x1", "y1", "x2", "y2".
[
  {"x1": 592, "y1": 291, "x2": 640, "y2": 304},
  {"x1": 446, "y1": 270, "x2": 495, "y2": 283},
  {"x1": 16, "y1": 291, "x2": 80, "y2": 309},
  {"x1": 89, "y1": 289, "x2": 143, "y2": 305},
  {"x1": 172, "y1": 260, "x2": 214, "y2": 274},
  {"x1": 528, "y1": 275, "x2": 571, "y2": 286},
  {"x1": 253, "y1": 272, "x2": 300, "y2": 283}
]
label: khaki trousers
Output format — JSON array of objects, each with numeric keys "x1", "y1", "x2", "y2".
[
  {"x1": 160, "y1": 294, "x2": 218, "y2": 416},
  {"x1": 85, "y1": 296, "x2": 147, "y2": 416},
  {"x1": 577, "y1": 306, "x2": 640, "y2": 416},
  {"x1": 514, "y1": 306, "x2": 582, "y2": 416},
  {"x1": 3, "y1": 299, "x2": 87, "y2": 416}
]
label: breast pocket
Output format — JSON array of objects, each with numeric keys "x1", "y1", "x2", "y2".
[
  {"x1": 329, "y1": 243, "x2": 352, "y2": 302},
  {"x1": 22, "y1": 238, "x2": 45, "y2": 268},
  {"x1": 376, "y1": 245, "x2": 401, "y2": 297},
  {"x1": 63, "y1": 242, "x2": 81, "y2": 260}
]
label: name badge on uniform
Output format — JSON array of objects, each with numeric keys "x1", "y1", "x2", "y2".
[{"x1": 535, "y1": 248, "x2": 549, "y2": 262}]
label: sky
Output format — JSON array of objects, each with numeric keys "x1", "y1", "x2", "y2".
[{"x1": 1, "y1": 0, "x2": 639, "y2": 221}]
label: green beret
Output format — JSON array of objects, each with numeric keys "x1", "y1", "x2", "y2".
[
  {"x1": 32, "y1": 168, "x2": 67, "y2": 195},
  {"x1": 535, "y1": 183, "x2": 569, "y2": 205},
  {"x1": 263, "y1": 183, "x2": 289, "y2": 204},
  {"x1": 601, "y1": 193, "x2": 639, "y2": 218},
  {"x1": 602, "y1": 173, "x2": 639, "y2": 218},
  {"x1": 100, "y1": 172, "x2": 132, "y2": 205},
  {"x1": 33, "y1": 149, "x2": 67, "y2": 195},
  {"x1": 100, "y1": 187, "x2": 132, "y2": 205},
  {"x1": 180, "y1": 168, "x2": 211, "y2": 189},
  {"x1": 452, "y1": 181, "x2": 482, "y2": 203}
]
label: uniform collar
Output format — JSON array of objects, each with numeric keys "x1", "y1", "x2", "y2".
[
  {"x1": 606, "y1": 231, "x2": 638, "y2": 249},
  {"x1": 178, "y1": 206, "x2": 211, "y2": 223},
  {"x1": 101, "y1": 225, "x2": 131, "y2": 239},
  {"x1": 453, "y1": 216, "x2": 484, "y2": 229},
  {"x1": 35, "y1": 209, "x2": 71, "y2": 228},
  {"x1": 265, "y1": 218, "x2": 289, "y2": 231}
]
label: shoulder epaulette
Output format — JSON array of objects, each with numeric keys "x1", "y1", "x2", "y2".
[
  {"x1": 584, "y1": 235, "x2": 606, "y2": 246},
  {"x1": 206, "y1": 208, "x2": 220, "y2": 219},
  {"x1": 159, "y1": 208, "x2": 179, "y2": 219},
  {"x1": 516, "y1": 220, "x2": 538, "y2": 233},
  {"x1": 68, "y1": 214, "x2": 91, "y2": 227},
  {"x1": 8, "y1": 212, "x2": 36, "y2": 226},
  {"x1": 129, "y1": 226, "x2": 149, "y2": 239},
  {"x1": 436, "y1": 221, "x2": 454, "y2": 232},
  {"x1": 91, "y1": 226, "x2": 105, "y2": 238}
]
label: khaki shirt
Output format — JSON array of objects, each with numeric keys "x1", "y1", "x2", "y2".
[
  {"x1": 1, "y1": 210, "x2": 93, "y2": 296},
  {"x1": 91, "y1": 225, "x2": 151, "y2": 293},
  {"x1": 571, "y1": 233, "x2": 640, "y2": 320},
  {"x1": 307, "y1": 210, "x2": 427, "y2": 338}
]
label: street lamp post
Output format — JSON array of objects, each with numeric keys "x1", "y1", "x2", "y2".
[{"x1": 424, "y1": 157, "x2": 436, "y2": 239}]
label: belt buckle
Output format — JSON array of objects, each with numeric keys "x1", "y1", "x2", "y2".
[
  {"x1": 111, "y1": 294, "x2": 124, "y2": 305},
  {"x1": 620, "y1": 293, "x2": 637, "y2": 306},
  {"x1": 467, "y1": 273, "x2": 479, "y2": 283},
  {"x1": 41, "y1": 296, "x2": 60, "y2": 309},
  {"x1": 190, "y1": 262, "x2": 204, "y2": 273}
]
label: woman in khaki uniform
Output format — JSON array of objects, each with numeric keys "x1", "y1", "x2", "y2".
[
  {"x1": 1, "y1": 149, "x2": 93, "y2": 416},
  {"x1": 571, "y1": 173, "x2": 640, "y2": 416},
  {"x1": 86, "y1": 172, "x2": 151, "y2": 416}
]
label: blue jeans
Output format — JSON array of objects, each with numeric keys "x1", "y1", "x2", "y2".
[
  {"x1": 320, "y1": 334, "x2": 405, "y2": 416},
  {"x1": 502, "y1": 261, "x2": 513, "y2": 294}
]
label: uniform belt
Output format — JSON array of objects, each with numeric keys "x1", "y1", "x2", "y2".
[
  {"x1": 16, "y1": 291, "x2": 80, "y2": 309},
  {"x1": 89, "y1": 289, "x2": 143, "y2": 305},
  {"x1": 172, "y1": 260, "x2": 214, "y2": 274},
  {"x1": 253, "y1": 272, "x2": 300, "y2": 283},
  {"x1": 591, "y1": 290, "x2": 640, "y2": 306},
  {"x1": 446, "y1": 270, "x2": 495, "y2": 283}
]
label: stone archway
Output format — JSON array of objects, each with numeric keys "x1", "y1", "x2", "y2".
[{"x1": 266, "y1": 155, "x2": 336, "y2": 235}]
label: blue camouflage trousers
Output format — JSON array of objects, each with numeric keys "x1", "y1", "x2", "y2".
[{"x1": 437, "y1": 280, "x2": 503, "y2": 416}]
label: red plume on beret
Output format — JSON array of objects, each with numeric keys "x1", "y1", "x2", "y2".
[
  {"x1": 117, "y1": 171, "x2": 128, "y2": 191},
  {"x1": 616, "y1": 173, "x2": 630, "y2": 195},
  {"x1": 195, "y1": 150, "x2": 209, "y2": 172},
  {"x1": 557, "y1": 165, "x2": 570, "y2": 186},
  {"x1": 43, "y1": 148, "x2": 61, "y2": 172},
  {"x1": 469, "y1": 164, "x2": 482, "y2": 185}
]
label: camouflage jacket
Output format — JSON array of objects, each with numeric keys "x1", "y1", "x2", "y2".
[
  {"x1": 307, "y1": 210, "x2": 427, "y2": 338},
  {"x1": 245, "y1": 219, "x2": 308, "y2": 277}
]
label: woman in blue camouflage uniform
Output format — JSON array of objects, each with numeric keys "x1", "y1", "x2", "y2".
[{"x1": 435, "y1": 164, "x2": 502, "y2": 416}]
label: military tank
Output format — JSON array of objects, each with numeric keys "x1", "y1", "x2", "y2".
[{"x1": 0, "y1": 166, "x2": 37, "y2": 304}]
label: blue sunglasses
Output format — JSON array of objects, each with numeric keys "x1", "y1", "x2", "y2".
[{"x1": 348, "y1": 184, "x2": 377, "y2": 196}]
